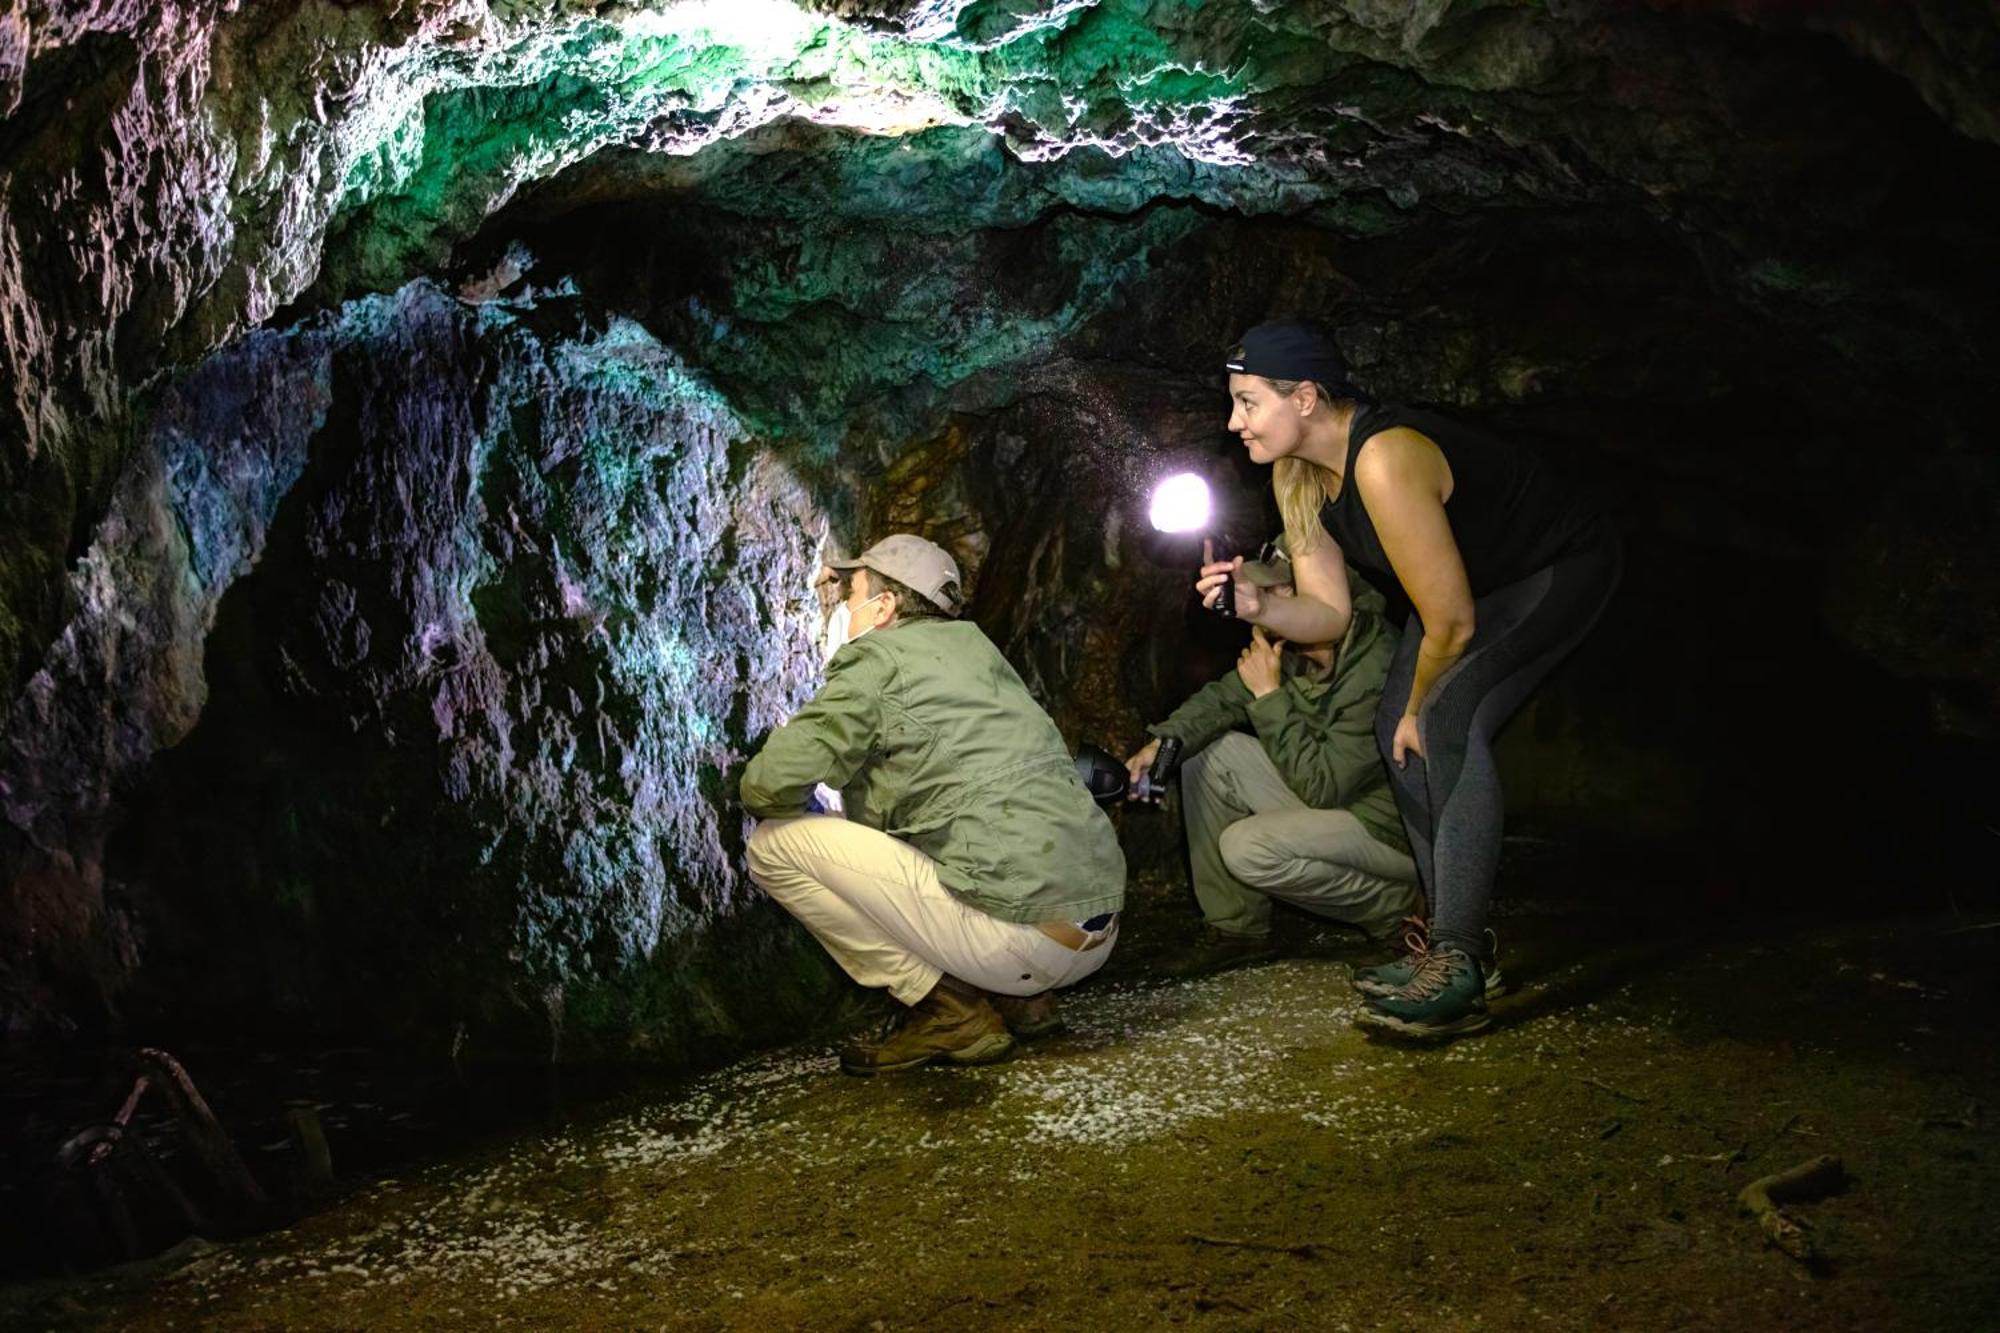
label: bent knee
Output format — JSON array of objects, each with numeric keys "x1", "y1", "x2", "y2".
[
  {"x1": 1218, "y1": 820, "x2": 1278, "y2": 885},
  {"x1": 743, "y1": 817, "x2": 801, "y2": 882}
]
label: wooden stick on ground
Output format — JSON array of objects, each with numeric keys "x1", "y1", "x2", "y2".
[
  {"x1": 1737, "y1": 1153, "x2": 1847, "y2": 1267},
  {"x1": 1184, "y1": 1234, "x2": 1323, "y2": 1259}
]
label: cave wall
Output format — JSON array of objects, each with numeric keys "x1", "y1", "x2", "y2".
[
  {"x1": 4, "y1": 280, "x2": 853, "y2": 1054},
  {"x1": 4, "y1": 0, "x2": 1998, "y2": 1049}
]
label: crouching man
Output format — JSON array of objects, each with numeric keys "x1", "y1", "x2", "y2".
[
  {"x1": 740, "y1": 534, "x2": 1127, "y2": 1075},
  {"x1": 1127, "y1": 541, "x2": 1419, "y2": 973}
]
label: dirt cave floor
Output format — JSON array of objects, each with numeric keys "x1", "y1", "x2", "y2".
[{"x1": 10, "y1": 893, "x2": 2000, "y2": 1332}]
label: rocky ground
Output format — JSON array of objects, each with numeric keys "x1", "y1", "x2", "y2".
[{"x1": 5, "y1": 887, "x2": 1996, "y2": 1332}]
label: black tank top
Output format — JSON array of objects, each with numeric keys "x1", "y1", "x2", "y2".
[{"x1": 1319, "y1": 403, "x2": 1600, "y2": 599}]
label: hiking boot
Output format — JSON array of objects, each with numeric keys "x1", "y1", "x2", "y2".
[
  {"x1": 1163, "y1": 926, "x2": 1280, "y2": 978},
  {"x1": 990, "y1": 991, "x2": 1065, "y2": 1040},
  {"x1": 1351, "y1": 921, "x2": 1507, "y2": 999},
  {"x1": 839, "y1": 977, "x2": 1015, "y2": 1076},
  {"x1": 1355, "y1": 945, "x2": 1491, "y2": 1038}
]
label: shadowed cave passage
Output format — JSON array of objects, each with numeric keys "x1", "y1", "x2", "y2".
[{"x1": 1, "y1": 0, "x2": 1997, "y2": 1325}]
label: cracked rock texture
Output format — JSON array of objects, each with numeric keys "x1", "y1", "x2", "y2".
[
  {"x1": 2, "y1": 0, "x2": 1997, "y2": 1045},
  {"x1": 7, "y1": 279, "x2": 845, "y2": 1052}
]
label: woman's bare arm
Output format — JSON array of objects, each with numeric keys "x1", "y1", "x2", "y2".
[
  {"x1": 1353, "y1": 427, "x2": 1475, "y2": 720},
  {"x1": 1196, "y1": 533, "x2": 1351, "y2": 644},
  {"x1": 1275, "y1": 530, "x2": 1352, "y2": 645}
]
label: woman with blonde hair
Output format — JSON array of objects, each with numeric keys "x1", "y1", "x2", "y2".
[{"x1": 1198, "y1": 321, "x2": 1620, "y2": 1037}]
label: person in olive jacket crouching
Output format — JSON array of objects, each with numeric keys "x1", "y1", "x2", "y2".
[
  {"x1": 1126, "y1": 540, "x2": 1419, "y2": 975},
  {"x1": 740, "y1": 534, "x2": 1127, "y2": 1075}
]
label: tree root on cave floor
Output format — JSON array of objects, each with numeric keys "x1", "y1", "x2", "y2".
[{"x1": 1736, "y1": 1153, "x2": 1848, "y2": 1269}]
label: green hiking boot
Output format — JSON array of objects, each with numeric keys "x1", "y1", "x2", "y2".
[
  {"x1": 1351, "y1": 921, "x2": 1507, "y2": 999},
  {"x1": 990, "y1": 990, "x2": 1066, "y2": 1040},
  {"x1": 1354, "y1": 945, "x2": 1491, "y2": 1038},
  {"x1": 839, "y1": 977, "x2": 1015, "y2": 1075}
]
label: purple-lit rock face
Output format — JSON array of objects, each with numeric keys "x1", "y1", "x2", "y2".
[
  {"x1": 2, "y1": 1, "x2": 1997, "y2": 1048},
  {"x1": 4, "y1": 280, "x2": 847, "y2": 1052},
  {"x1": 0, "y1": 278, "x2": 864, "y2": 1052}
]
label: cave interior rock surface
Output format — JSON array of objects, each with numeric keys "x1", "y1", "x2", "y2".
[{"x1": 0, "y1": 0, "x2": 1995, "y2": 1077}]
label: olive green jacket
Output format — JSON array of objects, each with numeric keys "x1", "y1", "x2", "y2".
[
  {"x1": 740, "y1": 619, "x2": 1126, "y2": 924},
  {"x1": 1149, "y1": 601, "x2": 1408, "y2": 855}
]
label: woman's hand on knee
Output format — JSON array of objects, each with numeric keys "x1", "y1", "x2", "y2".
[{"x1": 1391, "y1": 713, "x2": 1425, "y2": 767}]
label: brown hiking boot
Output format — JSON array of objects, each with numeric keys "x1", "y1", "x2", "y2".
[
  {"x1": 839, "y1": 977, "x2": 1016, "y2": 1076},
  {"x1": 990, "y1": 991, "x2": 1065, "y2": 1039},
  {"x1": 1161, "y1": 926, "x2": 1279, "y2": 978}
]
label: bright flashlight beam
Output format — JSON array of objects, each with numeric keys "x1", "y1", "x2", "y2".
[{"x1": 1148, "y1": 472, "x2": 1212, "y2": 534}]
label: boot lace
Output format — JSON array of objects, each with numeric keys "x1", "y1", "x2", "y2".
[
  {"x1": 1395, "y1": 916, "x2": 1432, "y2": 959},
  {"x1": 868, "y1": 1006, "x2": 912, "y2": 1042},
  {"x1": 1400, "y1": 946, "x2": 1472, "y2": 1001}
]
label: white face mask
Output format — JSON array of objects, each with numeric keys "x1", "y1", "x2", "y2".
[
  {"x1": 845, "y1": 593, "x2": 889, "y2": 643},
  {"x1": 825, "y1": 592, "x2": 889, "y2": 659},
  {"x1": 821, "y1": 601, "x2": 852, "y2": 664}
]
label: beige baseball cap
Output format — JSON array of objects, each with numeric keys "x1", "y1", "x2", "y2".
[{"x1": 829, "y1": 533, "x2": 963, "y2": 612}]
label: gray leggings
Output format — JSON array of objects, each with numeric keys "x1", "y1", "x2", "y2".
[{"x1": 1376, "y1": 526, "x2": 1622, "y2": 961}]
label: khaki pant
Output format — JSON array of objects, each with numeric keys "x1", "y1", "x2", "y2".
[
  {"x1": 745, "y1": 816, "x2": 1115, "y2": 1005},
  {"x1": 1181, "y1": 732, "x2": 1422, "y2": 939}
]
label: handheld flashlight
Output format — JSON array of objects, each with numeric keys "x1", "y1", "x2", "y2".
[
  {"x1": 1133, "y1": 734, "x2": 1184, "y2": 803},
  {"x1": 1147, "y1": 472, "x2": 1234, "y2": 617}
]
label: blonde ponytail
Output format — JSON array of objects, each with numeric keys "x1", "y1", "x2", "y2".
[
  {"x1": 1273, "y1": 455, "x2": 1337, "y2": 557},
  {"x1": 1256, "y1": 371, "x2": 1345, "y2": 557}
]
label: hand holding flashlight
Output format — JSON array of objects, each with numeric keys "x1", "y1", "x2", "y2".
[
  {"x1": 1195, "y1": 539, "x2": 1262, "y2": 621},
  {"x1": 1123, "y1": 738, "x2": 1160, "y2": 795},
  {"x1": 1124, "y1": 735, "x2": 1183, "y2": 803}
]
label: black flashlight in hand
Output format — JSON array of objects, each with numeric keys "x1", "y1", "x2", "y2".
[
  {"x1": 1135, "y1": 734, "x2": 1184, "y2": 803},
  {"x1": 1148, "y1": 472, "x2": 1235, "y2": 617}
]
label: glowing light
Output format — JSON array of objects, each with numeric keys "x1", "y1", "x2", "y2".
[
  {"x1": 616, "y1": 1, "x2": 974, "y2": 139},
  {"x1": 623, "y1": 0, "x2": 822, "y2": 60},
  {"x1": 1148, "y1": 472, "x2": 1212, "y2": 534}
]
